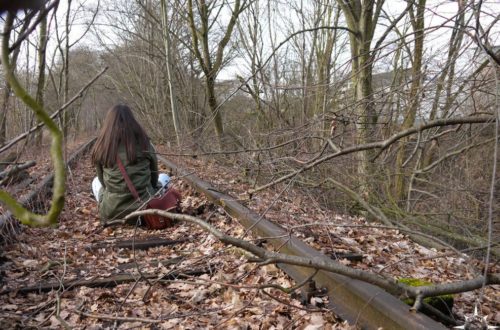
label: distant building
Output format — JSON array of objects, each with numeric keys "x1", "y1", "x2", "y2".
[{"x1": 469, "y1": 45, "x2": 500, "y2": 114}]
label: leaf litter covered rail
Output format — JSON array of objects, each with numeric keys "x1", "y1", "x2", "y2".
[
  {"x1": 158, "y1": 156, "x2": 449, "y2": 330},
  {"x1": 0, "y1": 141, "x2": 351, "y2": 329},
  {"x1": 157, "y1": 151, "x2": 499, "y2": 328}
]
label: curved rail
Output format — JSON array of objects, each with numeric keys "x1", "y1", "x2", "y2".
[{"x1": 158, "y1": 155, "x2": 447, "y2": 330}]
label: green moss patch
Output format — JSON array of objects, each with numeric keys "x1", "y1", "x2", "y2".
[{"x1": 398, "y1": 278, "x2": 454, "y2": 316}]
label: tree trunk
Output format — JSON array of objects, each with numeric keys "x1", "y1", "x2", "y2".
[
  {"x1": 420, "y1": 8, "x2": 465, "y2": 169},
  {"x1": 161, "y1": 0, "x2": 182, "y2": 147},
  {"x1": 353, "y1": 54, "x2": 378, "y2": 200},
  {"x1": 393, "y1": 0, "x2": 426, "y2": 205},
  {"x1": 338, "y1": 0, "x2": 382, "y2": 202},
  {"x1": 34, "y1": 4, "x2": 48, "y2": 146},
  {"x1": 0, "y1": 84, "x2": 11, "y2": 145},
  {"x1": 186, "y1": 0, "x2": 243, "y2": 149},
  {"x1": 206, "y1": 74, "x2": 225, "y2": 143},
  {"x1": 62, "y1": 0, "x2": 72, "y2": 139},
  {"x1": 315, "y1": 2, "x2": 338, "y2": 128}
]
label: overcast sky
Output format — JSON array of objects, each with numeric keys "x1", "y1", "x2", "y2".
[{"x1": 15, "y1": 0, "x2": 500, "y2": 81}]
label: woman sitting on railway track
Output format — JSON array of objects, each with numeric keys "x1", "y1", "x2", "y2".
[{"x1": 90, "y1": 104, "x2": 170, "y2": 225}]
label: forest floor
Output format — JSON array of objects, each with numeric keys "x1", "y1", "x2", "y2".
[{"x1": 0, "y1": 138, "x2": 498, "y2": 329}]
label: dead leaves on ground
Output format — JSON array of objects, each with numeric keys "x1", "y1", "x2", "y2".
[
  {"x1": 172, "y1": 151, "x2": 499, "y2": 327},
  {"x1": 0, "y1": 143, "x2": 498, "y2": 328},
  {"x1": 0, "y1": 150, "x2": 350, "y2": 329}
]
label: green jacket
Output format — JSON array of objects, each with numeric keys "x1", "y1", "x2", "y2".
[{"x1": 95, "y1": 142, "x2": 159, "y2": 223}]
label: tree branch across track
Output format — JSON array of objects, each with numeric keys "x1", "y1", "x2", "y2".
[{"x1": 0, "y1": 141, "x2": 498, "y2": 329}]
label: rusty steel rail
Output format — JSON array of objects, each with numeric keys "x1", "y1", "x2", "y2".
[
  {"x1": 159, "y1": 156, "x2": 447, "y2": 330},
  {"x1": 0, "y1": 139, "x2": 96, "y2": 243}
]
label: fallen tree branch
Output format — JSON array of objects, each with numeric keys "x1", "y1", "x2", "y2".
[
  {"x1": 127, "y1": 210, "x2": 500, "y2": 306},
  {"x1": 76, "y1": 311, "x2": 164, "y2": 324},
  {"x1": 0, "y1": 267, "x2": 210, "y2": 295},
  {"x1": 76, "y1": 307, "x2": 224, "y2": 324},
  {"x1": 0, "y1": 160, "x2": 35, "y2": 185},
  {"x1": 117, "y1": 257, "x2": 184, "y2": 270},
  {"x1": 86, "y1": 237, "x2": 191, "y2": 251}
]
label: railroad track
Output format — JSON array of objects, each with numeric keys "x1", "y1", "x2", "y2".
[
  {"x1": 158, "y1": 155, "x2": 447, "y2": 330},
  {"x1": 0, "y1": 139, "x2": 490, "y2": 329},
  {"x1": 0, "y1": 139, "x2": 96, "y2": 243}
]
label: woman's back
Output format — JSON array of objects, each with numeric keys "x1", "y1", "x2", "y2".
[
  {"x1": 97, "y1": 142, "x2": 158, "y2": 221},
  {"x1": 91, "y1": 104, "x2": 160, "y2": 224}
]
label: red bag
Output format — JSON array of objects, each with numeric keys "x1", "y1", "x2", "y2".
[
  {"x1": 117, "y1": 157, "x2": 181, "y2": 230},
  {"x1": 142, "y1": 188, "x2": 181, "y2": 229}
]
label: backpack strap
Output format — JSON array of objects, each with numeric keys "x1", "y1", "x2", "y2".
[{"x1": 116, "y1": 156, "x2": 141, "y2": 202}]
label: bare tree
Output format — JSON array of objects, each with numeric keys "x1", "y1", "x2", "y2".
[
  {"x1": 186, "y1": 0, "x2": 246, "y2": 147},
  {"x1": 336, "y1": 0, "x2": 384, "y2": 203}
]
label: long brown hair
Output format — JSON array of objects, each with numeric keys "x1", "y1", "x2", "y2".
[{"x1": 91, "y1": 104, "x2": 149, "y2": 167}]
